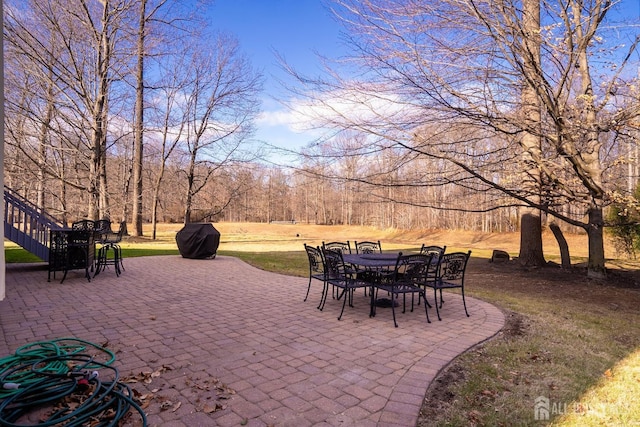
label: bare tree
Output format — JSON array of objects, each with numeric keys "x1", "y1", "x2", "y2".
[
  {"x1": 146, "y1": 54, "x2": 188, "y2": 238},
  {"x1": 129, "y1": 0, "x2": 203, "y2": 236},
  {"x1": 519, "y1": 0, "x2": 545, "y2": 266},
  {"x1": 131, "y1": 0, "x2": 149, "y2": 236},
  {"x1": 283, "y1": 0, "x2": 640, "y2": 276},
  {"x1": 178, "y1": 32, "x2": 263, "y2": 224},
  {"x1": 4, "y1": 0, "x2": 134, "y2": 219}
]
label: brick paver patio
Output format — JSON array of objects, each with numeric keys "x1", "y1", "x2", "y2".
[{"x1": 0, "y1": 255, "x2": 504, "y2": 426}]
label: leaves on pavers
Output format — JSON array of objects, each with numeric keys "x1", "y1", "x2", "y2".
[
  {"x1": 185, "y1": 375, "x2": 236, "y2": 413},
  {"x1": 158, "y1": 397, "x2": 175, "y2": 411},
  {"x1": 202, "y1": 402, "x2": 226, "y2": 413},
  {"x1": 126, "y1": 368, "x2": 236, "y2": 416},
  {"x1": 186, "y1": 376, "x2": 236, "y2": 399},
  {"x1": 122, "y1": 365, "x2": 173, "y2": 384}
]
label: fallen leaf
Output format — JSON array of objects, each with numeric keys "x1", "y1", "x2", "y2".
[
  {"x1": 203, "y1": 402, "x2": 225, "y2": 413},
  {"x1": 159, "y1": 399, "x2": 173, "y2": 411}
]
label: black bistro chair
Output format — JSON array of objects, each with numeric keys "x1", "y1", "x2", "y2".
[
  {"x1": 372, "y1": 253, "x2": 432, "y2": 327},
  {"x1": 321, "y1": 248, "x2": 370, "y2": 320},
  {"x1": 304, "y1": 244, "x2": 327, "y2": 309},
  {"x1": 425, "y1": 251, "x2": 472, "y2": 321},
  {"x1": 355, "y1": 240, "x2": 382, "y2": 254},
  {"x1": 418, "y1": 245, "x2": 446, "y2": 306},
  {"x1": 95, "y1": 221, "x2": 126, "y2": 276},
  {"x1": 322, "y1": 241, "x2": 355, "y2": 298}
]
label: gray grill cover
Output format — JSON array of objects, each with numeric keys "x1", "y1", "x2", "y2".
[{"x1": 176, "y1": 223, "x2": 220, "y2": 259}]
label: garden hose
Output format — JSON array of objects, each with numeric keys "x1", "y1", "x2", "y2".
[
  {"x1": 0, "y1": 339, "x2": 146, "y2": 426},
  {"x1": 0, "y1": 338, "x2": 116, "y2": 399}
]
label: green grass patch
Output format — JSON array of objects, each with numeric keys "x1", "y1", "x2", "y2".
[
  {"x1": 221, "y1": 250, "x2": 308, "y2": 277},
  {"x1": 4, "y1": 245, "x2": 43, "y2": 263}
]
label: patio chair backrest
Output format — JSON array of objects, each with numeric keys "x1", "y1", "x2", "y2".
[
  {"x1": 392, "y1": 253, "x2": 433, "y2": 285},
  {"x1": 304, "y1": 244, "x2": 324, "y2": 277},
  {"x1": 71, "y1": 219, "x2": 95, "y2": 231},
  {"x1": 94, "y1": 219, "x2": 112, "y2": 234},
  {"x1": 114, "y1": 221, "x2": 126, "y2": 242},
  {"x1": 438, "y1": 251, "x2": 471, "y2": 284},
  {"x1": 322, "y1": 248, "x2": 349, "y2": 282},
  {"x1": 322, "y1": 241, "x2": 351, "y2": 255},
  {"x1": 355, "y1": 240, "x2": 382, "y2": 254},
  {"x1": 420, "y1": 245, "x2": 446, "y2": 280},
  {"x1": 102, "y1": 221, "x2": 126, "y2": 244},
  {"x1": 420, "y1": 245, "x2": 446, "y2": 258}
]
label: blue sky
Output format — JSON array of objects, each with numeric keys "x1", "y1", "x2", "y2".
[
  {"x1": 207, "y1": 1, "x2": 344, "y2": 158},
  {"x1": 205, "y1": 0, "x2": 640, "y2": 162}
]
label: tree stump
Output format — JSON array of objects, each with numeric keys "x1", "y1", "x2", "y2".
[{"x1": 490, "y1": 250, "x2": 510, "y2": 263}]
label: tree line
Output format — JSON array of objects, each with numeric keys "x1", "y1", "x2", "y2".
[{"x1": 4, "y1": 0, "x2": 640, "y2": 276}]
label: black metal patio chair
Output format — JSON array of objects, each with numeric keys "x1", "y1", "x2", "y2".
[
  {"x1": 425, "y1": 251, "x2": 472, "y2": 321},
  {"x1": 372, "y1": 253, "x2": 433, "y2": 327},
  {"x1": 355, "y1": 240, "x2": 382, "y2": 254},
  {"x1": 304, "y1": 244, "x2": 327, "y2": 309},
  {"x1": 418, "y1": 245, "x2": 446, "y2": 307},
  {"x1": 321, "y1": 248, "x2": 371, "y2": 320},
  {"x1": 95, "y1": 221, "x2": 126, "y2": 277},
  {"x1": 322, "y1": 241, "x2": 357, "y2": 298}
]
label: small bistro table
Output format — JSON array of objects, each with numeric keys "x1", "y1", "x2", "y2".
[{"x1": 48, "y1": 229, "x2": 95, "y2": 283}]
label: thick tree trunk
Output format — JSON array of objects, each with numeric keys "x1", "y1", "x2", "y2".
[
  {"x1": 519, "y1": 210, "x2": 546, "y2": 266},
  {"x1": 517, "y1": 0, "x2": 546, "y2": 268},
  {"x1": 587, "y1": 207, "x2": 606, "y2": 278}
]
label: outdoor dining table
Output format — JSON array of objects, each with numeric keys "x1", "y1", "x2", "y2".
[
  {"x1": 342, "y1": 252, "x2": 400, "y2": 269},
  {"x1": 342, "y1": 252, "x2": 401, "y2": 315}
]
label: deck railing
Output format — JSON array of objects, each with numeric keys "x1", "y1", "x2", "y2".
[{"x1": 3, "y1": 186, "x2": 64, "y2": 262}]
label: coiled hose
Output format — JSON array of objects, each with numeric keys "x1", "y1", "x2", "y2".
[{"x1": 0, "y1": 338, "x2": 146, "y2": 426}]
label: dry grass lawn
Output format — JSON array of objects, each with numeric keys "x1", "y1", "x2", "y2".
[{"x1": 168, "y1": 222, "x2": 600, "y2": 259}]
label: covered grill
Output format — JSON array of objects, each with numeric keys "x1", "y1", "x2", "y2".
[{"x1": 176, "y1": 223, "x2": 220, "y2": 259}]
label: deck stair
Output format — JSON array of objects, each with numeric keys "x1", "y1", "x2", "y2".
[{"x1": 3, "y1": 186, "x2": 65, "y2": 262}]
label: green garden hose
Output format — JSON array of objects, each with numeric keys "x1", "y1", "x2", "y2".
[
  {"x1": 0, "y1": 337, "x2": 116, "y2": 399},
  {"x1": 0, "y1": 338, "x2": 146, "y2": 426}
]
